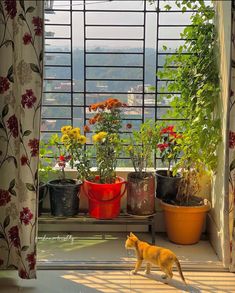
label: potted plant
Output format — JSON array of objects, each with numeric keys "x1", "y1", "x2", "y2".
[
  {"x1": 82, "y1": 98, "x2": 127, "y2": 219},
  {"x1": 38, "y1": 140, "x2": 55, "y2": 216},
  {"x1": 47, "y1": 126, "x2": 85, "y2": 217},
  {"x1": 157, "y1": 0, "x2": 221, "y2": 244},
  {"x1": 156, "y1": 124, "x2": 182, "y2": 201},
  {"x1": 125, "y1": 120, "x2": 157, "y2": 216}
]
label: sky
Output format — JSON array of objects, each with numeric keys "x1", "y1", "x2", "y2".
[{"x1": 45, "y1": 0, "x2": 196, "y2": 49}]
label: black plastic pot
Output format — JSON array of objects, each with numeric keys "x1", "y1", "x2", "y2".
[
  {"x1": 39, "y1": 183, "x2": 47, "y2": 216},
  {"x1": 156, "y1": 170, "x2": 181, "y2": 201},
  {"x1": 48, "y1": 179, "x2": 82, "y2": 217}
]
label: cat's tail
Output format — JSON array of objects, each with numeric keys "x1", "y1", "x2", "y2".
[{"x1": 175, "y1": 258, "x2": 187, "y2": 284}]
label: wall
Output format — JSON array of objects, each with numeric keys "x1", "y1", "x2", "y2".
[{"x1": 208, "y1": 0, "x2": 232, "y2": 268}]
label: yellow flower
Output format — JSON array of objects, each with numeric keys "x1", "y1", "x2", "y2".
[
  {"x1": 68, "y1": 131, "x2": 76, "y2": 139},
  {"x1": 78, "y1": 135, "x2": 86, "y2": 144},
  {"x1": 128, "y1": 145, "x2": 133, "y2": 152},
  {"x1": 66, "y1": 126, "x2": 72, "y2": 131},
  {"x1": 61, "y1": 134, "x2": 69, "y2": 143},
  {"x1": 61, "y1": 126, "x2": 68, "y2": 134},
  {"x1": 92, "y1": 132, "x2": 107, "y2": 143}
]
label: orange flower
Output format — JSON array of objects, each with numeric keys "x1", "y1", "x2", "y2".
[
  {"x1": 89, "y1": 118, "x2": 96, "y2": 125},
  {"x1": 84, "y1": 125, "x2": 90, "y2": 133},
  {"x1": 91, "y1": 104, "x2": 98, "y2": 111}
]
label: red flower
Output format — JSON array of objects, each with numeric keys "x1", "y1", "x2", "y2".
[
  {"x1": 20, "y1": 155, "x2": 28, "y2": 166},
  {"x1": 157, "y1": 143, "x2": 169, "y2": 152},
  {"x1": 26, "y1": 252, "x2": 36, "y2": 270},
  {"x1": 23, "y1": 33, "x2": 32, "y2": 45},
  {"x1": 32, "y1": 17, "x2": 43, "y2": 36},
  {"x1": 7, "y1": 115, "x2": 19, "y2": 138},
  {"x1": 59, "y1": 155, "x2": 65, "y2": 161},
  {"x1": 0, "y1": 76, "x2": 10, "y2": 94},
  {"x1": 28, "y1": 138, "x2": 39, "y2": 157},
  {"x1": 0, "y1": 189, "x2": 11, "y2": 206},
  {"x1": 8, "y1": 225, "x2": 20, "y2": 248},
  {"x1": 20, "y1": 207, "x2": 33, "y2": 225},
  {"x1": 229, "y1": 131, "x2": 235, "y2": 149},
  {"x1": 0, "y1": 259, "x2": 4, "y2": 266},
  {"x1": 21, "y1": 89, "x2": 37, "y2": 109},
  {"x1": 19, "y1": 269, "x2": 28, "y2": 279},
  {"x1": 4, "y1": 0, "x2": 17, "y2": 19},
  {"x1": 126, "y1": 123, "x2": 132, "y2": 129},
  {"x1": 160, "y1": 125, "x2": 174, "y2": 135}
]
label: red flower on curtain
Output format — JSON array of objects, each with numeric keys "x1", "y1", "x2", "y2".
[
  {"x1": 0, "y1": 189, "x2": 11, "y2": 206},
  {"x1": 20, "y1": 155, "x2": 28, "y2": 166},
  {"x1": 0, "y1": 76, "x2": 10, "y2": 94},
  {"x1": 4, "y1": 0, "x2": 17, "y2": 19},
  {"x1": 229, "y1": 131, "x2": 235, "y2": 149},
  {"x1": 20, "y1": 207, "x2": 33, "y2": 225},
  {"x1": 32, "y1": 17, "x2": 43, "y2": 36},
  {"x1": 21, "y1": 89, "x2": 37, "y2": 108},
  {"x1": 19, "y1": 269, "x2": 28, "y2": 279},
  {"x1": 26, "y1": 252, "x2": 36, "y2": 270},
  {"x1": 6, "y1": 115, "x2": 18, "y2": 138},
  {"x1": 8, "y1": 226, "x2": 21, "y2": 248},
  {"x1": 28, "y1": 138, "x2": 39, "y2": 157},
  {"x1": 23, "y1": 33, "x2": 32, "y2": 45}
]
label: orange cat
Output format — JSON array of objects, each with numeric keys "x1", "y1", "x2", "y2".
[{"x1": 125, "y1": 232, "x2": 186, "y2": 284}]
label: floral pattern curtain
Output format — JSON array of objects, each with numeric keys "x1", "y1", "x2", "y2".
[
  {"x1": 230, "y1": 1, "x2": 235, "y2": 272},
  {"x1": 0, "y1": 0, "x2": 43, "y2": 279}
]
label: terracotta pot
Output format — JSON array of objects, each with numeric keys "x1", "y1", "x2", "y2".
[
  {"x1": 160, "y1": 200, "x2": 211, "y2": 245},
  {"x1": 127, "y1": 172, "x2": 155, "y2": 216}
]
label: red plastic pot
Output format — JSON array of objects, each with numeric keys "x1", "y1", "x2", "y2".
[{"x1": 83, "y1": 176, "x2": 126, "y2": 219}]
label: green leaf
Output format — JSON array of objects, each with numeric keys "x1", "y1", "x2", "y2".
[
  {"x1": 8, "y1": 179, "x2": 15, "y2": 190},
  {"x1": 9, "y1": 189, "x2": 16, "y2": 196},
  {"x1": 23, "y1": 130, "x2": 32, "y2": 137},
  {"x1": 2, "y1": 105, "x2": 9, "y2": 118},
  {"x1": 26, "y1": 6, "x2": 35, "y2": 14},
  {"x1": 18, "y1": 13, "x2": 26, "y2": 21},
  {"x1": 230, "y1": 159, "x2": 235, "y2": 172},
  {"x1": 164, "y1": 4, "x2": 171, "y2": 11},
  {"x1": 30, "y1": 63, "x2": 40, "y2": 73},
  {"x1": 19, "y1": 0, "x2": 25, "y2": 12},
  {"x1": 21, "y1": 245, "x2": 29, "y2": 251},
  {"x1": 3, "y1": 215, "x2": 10, "y2": 229},
  {"x1": 7, "y1": 65, "x2": 13, "y2": 83},
  {"x1": 39, "y1": 51, "x2": 43, "y2": 62},
  {"x1": 26, "y1": 183, "x2": 36, "y2": 192}
]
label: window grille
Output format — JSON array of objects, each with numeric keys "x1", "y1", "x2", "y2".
[{"x1": 43, "y1": 0, "x2": 197, "y2": 167}]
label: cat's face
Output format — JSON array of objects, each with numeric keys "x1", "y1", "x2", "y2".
[{"x1": 125, "y1": 233, "x2": 138, "y2": 249}]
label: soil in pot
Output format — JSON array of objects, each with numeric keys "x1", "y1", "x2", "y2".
[
  {"x1": 127, "y1": 172, "x2": 155, "y2": 216},
  {"x1": 48, "y1": 179, "x2": 82, "y2": 217},
  {"x1": 156, "y1": 170, "x2": 181, "y2": 201}
]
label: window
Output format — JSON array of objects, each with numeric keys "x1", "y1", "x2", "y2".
[{"x1": 42, "y1": 0, "x2": 195, "y2": 167}]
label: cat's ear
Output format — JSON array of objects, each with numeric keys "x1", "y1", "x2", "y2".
[{"x1": 130, "y1": 232, "x2": 137, "y2": 239}]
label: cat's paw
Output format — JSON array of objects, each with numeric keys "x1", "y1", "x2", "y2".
[
  {"x1": 144, "y1": 270, "x2": 151, "y2": 275},
  {"x1": 131, "y1": 270, "x2": 137, "y2": 275}
]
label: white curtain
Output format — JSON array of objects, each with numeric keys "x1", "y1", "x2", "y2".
[{"x1": 0, "y1": 0, "x2": 43, "y2": 279}]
